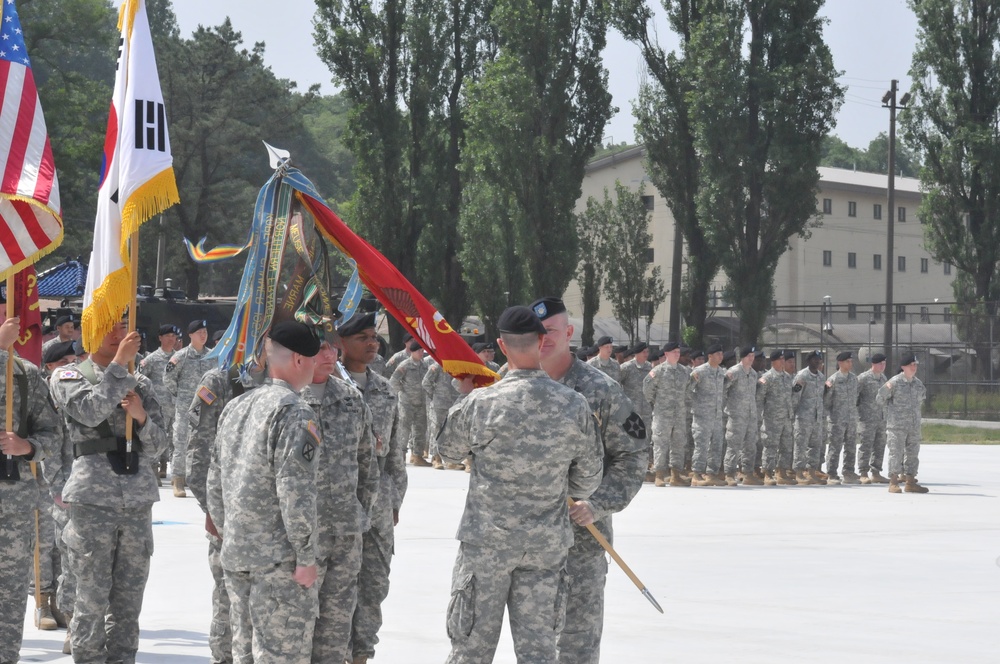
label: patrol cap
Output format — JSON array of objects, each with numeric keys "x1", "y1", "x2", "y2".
[
  {"x1": 871, "y1": 353, "x2": 887, "y2": 364},
  {"x1": 706, "y1": 344, "x2": 723, "y2": 355},
  {"x1": 900, "y1": 352, "x2": 918, "y2": 367},
  {"x1": 770, "y1": 349, "x2": 784, "y2": 361},
  {"x1": 837, "y1": 351, "x2": 853, "y2": 362},
  {"x1": 806, "y1": 350, "x2": 823, "y2": 361},
  {"x1": 783, "y1": 349, "x2": 796, "y2": 360},
  {"x1": 662, "y1": 341, "x2": 680, "y2": 352},
  {"x1": 187, "y1": 319, "x2": 207, "y2": 334},
  {"x1": 596, "y1": 335, "x2": 614, "y2": 347},
  {"x1": 529, "y1": 297, "x2": 567, "y2": 321},
  {"x1": 158, "y1": 324, "x2": 177, "y2": 336},
  {"x1": 42, "y1": 340, "x2": 76, "y2": 365},
  {"x1": 337, "y1": 311, "x2": 377, "y2": 337},
  {"x1": 55, "y1": 315, "x2": 73, "y2": 327},
  {"x1": 268, "y1": 321, "x2": 321, "y2": 357},
  {"x1": 472, "y1": 342, "x2": 489, "y2": 353},
  {"x1": 407, "y1": 340, "x2": 422, "y2": 352},
  {"x1": 498, "y1": 305, "x2": 546, "y2": 335}
]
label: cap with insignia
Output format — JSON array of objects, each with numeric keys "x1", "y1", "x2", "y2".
[
  {"x1": 529, "y1": 296, "x2": 566, "y2": 321},
  {"x1": 407, "y1": 340, "x2": 422, "y2": 352},
  {"x1": 740, "y1": 345, "x2": 755, "y2": 357},
  {"x1": 268, "y1": 321, "x2": 321, "y2": 357},
  {"x1": 837, "y1": 351, "x2": 853, "y2": 362},
  {"x1": 783, "y1": 349, "x2": 796, "y2": 360},
  {"x1": 613, "y1": 345, "x2": 628, "y2": 355},
  {"x1": 630, "y1": 342, "x2": 648, "y2": 355},
  {"x1": 871, "y1": 353, "x2": 887, "y2": 364},
  {"x1": 42, "y1": 340, "x2": 76, "y2": 365},
  {"x1": 662, "y1": 341, "x2": 679, "y2": 352},
  {"x1": 187, "y1": 319, "x2": 207, "y2": 334},
  {"x1": 806, "y1": 350, "x2": 823, "y2": 361},
  {"x1": 158, "y1": 324, "x2": 177, "y2": 336},
  {"x1": 575, "y1": 347, "x2": 589, "y2": 360},
  {"x1": 498, "y1": 305, "x2": 546, "y2": 335},
  {"x1": 472, "y1": 342, "x2": 489, "y2": 353},
  {"x1": 596, "y1": 335, "x2": 614, "y2": 347},
  {"x1": 691, "y1": 350, "x2": 706, "y2": 360},
  {"x1": 900, "y1": 352, "x2": 918, "y2": 367},
  {"x1": 770, "y1": 349, "x2": 784, "y2": 361},
  {"x1": 337, "y1": 311, "x2": 377, "y2": 337},
  {"x1": 55, "y1": 315, "x2": 73, "y2": 327},
  {"x1": 706, "y1": 344, "x2": 724, "y2": 355},
  {"x1": 648, "y1": 349, "x2": 663, "y2": 362}
]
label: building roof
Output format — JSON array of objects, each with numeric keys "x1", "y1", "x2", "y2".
[{"x1": 37, "y1": 258, "x2": 88, "y2": 298}]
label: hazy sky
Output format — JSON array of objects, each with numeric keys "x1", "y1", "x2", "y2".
[{"x1": 165, "y1": 0, "x2": 919, "y2": 149}]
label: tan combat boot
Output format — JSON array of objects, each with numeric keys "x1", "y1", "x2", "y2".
[
  {"x1": 810, "y1": 469, "x2": 828, "y2": 485},
  {"x1": 645, "y1": 470, "x2": 656, "y2": 483},
  {"x1": 172, "y1": 477, "x2": 187, "y2": 498},
  {"x1": 63, "y1": 619, "x2": 72, "y2": 655},
  {"x1": 35, "y1": 593, "x2": 57, "y2": 630},
  {"x1": 796, "y1": 469, "x2": 815, "y2": 485},
  {"x1": 50, "y1": 593, "x2": 68, "y2": 628},
  {"x1": 353, "y1": 656, "x2": 369, "y2": 664},
  {"x1": 904, "y1": 475, "x2": 929, "y2": 493},
  {"x1": 742, "y1": 471, "x2": 763, "y2": 486},
  {"x1": 431, "y1": 454, "x2": 444, "y2": 470},
  {"x1": 409, "y1": 453, "x2": 431, "y2": 467},
  {"x1": 725, "y1": 474, "x2": 739, "y2": 487},
  {"x1": 870, "y1": 469, "x2": 890, "y2": 484},
  {"x1": 654, "y1": 470, "x2": 667, "y2": 487},
  {"x1": 689, "y1": 471, "x2": 709, "y2": 486},
  {"x1": 157, "y1": 459, "x2": 167, "y2": 478},
  {"x1": 859, "y1": 472, "x2": 872, "y2": 484},
  {"x1": 763, "y1": 470, "x2": 778, "y2": 486},
  {"x1": 669, "y1": 468, "x2": 691, "y2": 487},
  {"x1": 774, "y1": 469, "x2": 793, "y2": 486},
  {"x1": 888, "y1": 474, "x2": 902, "y2": 493},
  {"x1": 842, "y1": 470, "x2": 861, "y2": 485}
]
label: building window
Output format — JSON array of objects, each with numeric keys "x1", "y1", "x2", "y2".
[
  {"x1": 874, "y1": 254, "x2": 882, "y2": 270},
  {"x1": 822, "y1": 198, "x2": 832, "y2": 214},
  {"x1": 898, "y1": 206, "x2": 906, "y2": 222},
  {"x1": 921, "y1": 258, "x2": 929, "y2": 273},
  {"x1": 642, "y1": 247, "x2": 654, "y2": 263},
  {"x1": 873, "y1": 304, "x2": 882, "y2": 321},
  {"x1": 944, "y1": 262, "x2": 952, "y2": 275},
  {"x1": 896, "y1": 304, "x2": 906, "y2": 321},
  {"x1": 848, "y1": 201, "x2": 857, "y2": 217},
  {"x1": 848, "y1": 252, "x2": 856, "y2": 269},
  {"x1": 898, "y1": 256, "x2": 906, "y2": 272},
  {"x1": 641, "y1": 195, "x2": 655, "y2": 211},
  {"x1": 920, "y1": 306, "x2": 930, "y2": 323},
  {"x1": 944, "y1": 307, "x2": 952, "y2": 322},
  {"x1": 848, "y1": 303, "x2": 857, "y2": 320},
  {"x1": 823, "y1": 250, "x2": 832, "y2": 266},
  {"x1": 873, "y1": 204, "x2": 882, "y2": 220}
]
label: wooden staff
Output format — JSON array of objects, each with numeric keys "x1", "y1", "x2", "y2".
[
  {"x1": 568, "y1": 498, "x2": 663, "y2": 614},
  {"x1": 124, "y1": 237, "x2": 139, "y2": 468},
  {"x1": 4, "y1": 274, "x2": 43, "y2": 623}
]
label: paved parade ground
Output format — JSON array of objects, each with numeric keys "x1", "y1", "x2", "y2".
[{"x1": 20, "y1": 444, "x2": 999, "y2": 663}]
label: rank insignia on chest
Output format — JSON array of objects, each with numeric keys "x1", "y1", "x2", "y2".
[
  {"x1": 197, "y1": 386, "x2": 217, "y2": 405},
  {"x1": 307, "y1": 421, "x2": 322, "y2": 445}
]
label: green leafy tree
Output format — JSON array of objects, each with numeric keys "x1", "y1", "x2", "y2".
[
  {"x1": 462, "y1": 0, "x2": 615, "y2": 300},
  {"x1": 901, "y1": 0, "x2": 1000, "y2": 379},
  {"x1": 821, "y1": 133, "x2": 920, "y2": 178},
  {"x1": 575, "y1": 196, "x2": 605, "y2": 347}
]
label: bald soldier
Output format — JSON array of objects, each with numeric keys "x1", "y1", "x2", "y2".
[
  {"x1": 529, "y1": 297, "x2": 647, "y2": 664},
  {"x1": 438, "y1": 305, "x2": 604, "y2": 664}
]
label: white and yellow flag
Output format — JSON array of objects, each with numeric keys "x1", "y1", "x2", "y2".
[{"x1": 82, "y1": 0, "x2": 179, "y2": 350}]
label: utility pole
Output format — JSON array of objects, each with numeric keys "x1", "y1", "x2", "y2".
[
  {"x1": 154, "y1": 215, "x2": 166, "y2": 289},
  {"x1": 668, "y1": 225, "x2": 683, "y2": 341},
  {"x1": 881, "y1": 80, "x2": 910, "y2": 367}
]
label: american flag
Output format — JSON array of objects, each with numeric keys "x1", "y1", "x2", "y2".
[{"x1": 0, "y1": 0, "x2": 62, "y2": 282}]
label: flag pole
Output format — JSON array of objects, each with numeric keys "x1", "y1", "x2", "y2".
[
  {"x1": 124, "y1": 237, "x2": 138, "y2": 468},
  {"x1": 5, "y1": 275, "x2": 14, "y2": 477}
]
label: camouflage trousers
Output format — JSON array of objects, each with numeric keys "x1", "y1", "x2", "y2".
[
  {"x1": 207, "y1": 534, "x2": 233, "y2": 664},
  {"x1": 349, "y1": 526, "x2": 393, "y2": 659},
  {"x1": 685, "y1": 415, "x2": 694, "y2": 467},
  {"x1": 887, "y1": 426, "x2": 921, "y2": 477},
  {"x1": 556, "y1": 546, "x2": 608, "y2": 664},
  {"x1": 171, "y1": 410, "x2": 191, "y2": 479},
  {"x1": 760, "y1": 417, "x2": 794, "y2": 471},
  {"x1": 28, "y1": 493, "x2": 58, "y2": 595},
  {"x1": 429, "y1": 408, "x2": 450, "y2": 457},
  {"x1": 225, "y1": 562, "x2": 318, "y2": 664},
  {"x1": 64, "y1": 503, "x2": 153, "y2": 664},
  {"x1": 398, "y1": 402, "x2": 428, "y2": 457},
  {"x1": 651, "y1": 417, "x2": 686, "y2": 471},
  {"x1": 446, "y1": 543, "x2": 568, "y2": 664},
  {"x1": 793, "y1": 418, "x2": 823, "y2": 470},
  {"x1": 826, "y1": 418, "x2": 858, "y2": 475},
  {"x1": 0, "y1": 507, "x2": 31, "y2": 663},
  {"x1": 691, "y1": 415, "x2": 725, "y2": 475},
  {"x1": 723, "y1": 416, "x2": 758, "y2": 475},
  {"x1": 858, "y1": 420, "x2": 887, "y2": 473},
  {"x1": 313, "y1": 534, "x2": 363, "y2": 664},
  {"x1": 53, "y1": 503, "x2": 76, "y2": 614}
]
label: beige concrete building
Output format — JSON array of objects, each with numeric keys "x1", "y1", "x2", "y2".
[{"x1": 564, "y1": 146, "x2": 955, "y2": 343}]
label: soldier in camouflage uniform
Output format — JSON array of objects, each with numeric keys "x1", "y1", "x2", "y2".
[
  {"x1": 618, "y1": 342, "x2": 652, "y2": 428},
  {"x1": 389, "y1": 341, "x2": 430, "y2": 465},
  {"x1": 528, "y1": 298, "x2": 646, "y2": 663},
  {"x1": 824, "y1": 351, "x2": 861, "y2": 484},
  {"x1": 380, "y1": 335, "x2": 412, "y2": 379},
  {"x1": 756, "y1": 350, "x2": 796, "y2": 485},
  {"x1": 688, "y1": 345, "x2": 727, "y2": 486},
  {"x1": 303, "y1": 340, "x2": 379, "y2": 663},
  {"x1": 856, "y1": 353, "x2": 889, "y2": 484},
  {"x1": 439, "y1": 305, "x2": 604, "y2": 664},
  {"x1": 50, "y1": 320, "x2": 167, "y2": 664},
  {"x1": 586, "y1": 335, "x2": 621, "y2": 383},
  {"x1": 206, "y1": 322, "x2": 322, "y2": 664},
  {"x1": 137, "y1": 324, "x2": 178, "y2": 478},
  {"x1": 792, "y1": 351, "x2": 827, "y2": 485},
  {"x1": 423, "y1": 355, "x2": 461, "y2": 469},
  {"x1": 473, "y1": 341, "x2": 501, "y2": 373},
  {"x1": 0, "y1": 317, "x2": 61, "y2": 663},
  {"x1": 722, "y1": 347, "x2": 761, "y2": 486},
  {"x1": 187, "y1": 355, "x2": 269, "y2": 664},
  {"x1": 164, "y1": 319, "x2": 214, "y2": 497},
  {"x1": 876, "y1": 353, "x2": 928, "y2": 493},
  {"x1": 41, "y1": 314, "x2": 77, "y2": 356},
  {"x1": 338, "y1": 312, "x2": 408, "y2": 664},
  {"x1": 643, "y1": 341, "x2": 690, "y2": 487}
]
